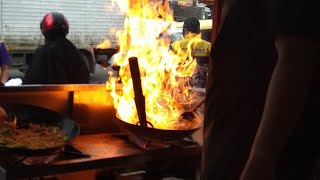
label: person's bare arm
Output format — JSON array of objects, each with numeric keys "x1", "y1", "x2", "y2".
[
  {"x1": 0, "y1": 64, "x2": 10, "y2": 85},
  {"x1": 240, "y1": 35, "x2": 320, "y2": 180}
]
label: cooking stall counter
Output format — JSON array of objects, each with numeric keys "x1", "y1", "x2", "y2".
[{"x1": 0, "y1": 84, "x2": 203, "y2": 179}]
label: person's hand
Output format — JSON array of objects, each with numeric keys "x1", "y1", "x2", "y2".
[
  {"x1": 240, "y1": 156, "x2": 276, "y2": 180},
  {"x1": 0, "y1": 106, "x2": 8, "y2": 125},
  {"x1": 0, "y1": 82, "x2": 4, "y2": 86}
]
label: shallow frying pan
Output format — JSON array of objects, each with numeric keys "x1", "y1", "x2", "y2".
[{"x1": 0, "y1": 104, "x2": 80, "y2": 155}]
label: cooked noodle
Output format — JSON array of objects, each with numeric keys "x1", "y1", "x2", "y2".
[{"x1": 0, "y1": 123, "x2": 69, "y2": 150}]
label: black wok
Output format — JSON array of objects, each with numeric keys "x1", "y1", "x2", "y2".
[
  {"x1": 114, "y1": 116, "x2": 201, "y2": 141},
  {"x1": 115, "y1": 57, "x2": 201, "y2": 141},
  {"x1": 0, "y1": 104, "x2": 80, "y2": 155}
]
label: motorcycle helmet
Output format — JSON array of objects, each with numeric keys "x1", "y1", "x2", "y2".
[{"x1": 40, "y1": 12, "x2": 69, "y2": 37}]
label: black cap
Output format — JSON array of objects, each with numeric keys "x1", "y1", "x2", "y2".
[{"x1": 183, "y1": 17, "x2": 200, "y2": 34}]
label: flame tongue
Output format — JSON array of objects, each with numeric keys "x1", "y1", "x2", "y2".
[{"x1": 106, "y1": 0, "x2": 200, "y2": 130}]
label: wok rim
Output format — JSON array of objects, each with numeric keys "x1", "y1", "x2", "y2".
[{"x1": 114, "y1": 116, "x2": 201, "y2": 140}]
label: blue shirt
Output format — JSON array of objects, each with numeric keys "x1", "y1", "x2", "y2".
[{"x1": 0, "y1": 42, "x2": 11, "y2": 65}]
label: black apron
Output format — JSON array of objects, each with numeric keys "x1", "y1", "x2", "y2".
[{"x1": 202, "y1": 0, "x2": 276, "y2": 179}]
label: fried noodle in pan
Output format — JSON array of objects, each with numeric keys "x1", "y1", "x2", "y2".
[{"x1": 0, "y1": 123, "x2": 69, "y2": 150}]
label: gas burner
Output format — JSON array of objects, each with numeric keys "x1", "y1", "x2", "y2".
[
  {"x1": 0, "y1": 144, "x2": 89, "y2": 166},
  {"x1": 114, "y1": 133, "x2": 199, "y2": 151}
]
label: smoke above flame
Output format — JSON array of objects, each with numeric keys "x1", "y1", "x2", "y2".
[{"x1": 104, "y1": 0, "x2": 200, "y2": 130}]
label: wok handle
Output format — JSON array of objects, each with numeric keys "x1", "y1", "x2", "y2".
[
  {"x1": 129, "y1": 57, "x2": 148, "y2": 127},
  {"x1": 190, "y1": 96, "x2": 205, "y2": 112}
]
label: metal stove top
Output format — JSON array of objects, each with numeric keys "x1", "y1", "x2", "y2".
[
  {"x1": 113, "y1": 133, "x2": 199, "y2": 151},
  {"x1": 0, "y1": 133, "x2": 201, "y2": 180}
]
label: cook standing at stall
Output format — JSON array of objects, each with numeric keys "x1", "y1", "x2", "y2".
[
  {"x1": 0, "y1": 41, "x2": 12, "y2": 86},
  {"x1": 201, "y1": 0, "x2": 276, "y2": 179},
  {"x1": 203, "y1": 0, "x2": 320, "y2": 179}
]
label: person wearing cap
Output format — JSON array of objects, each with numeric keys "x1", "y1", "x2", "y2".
[
  {"x1": 170, "y1": 17, "x2": 211, "y2": 89},
  {"x1": 23, "y1": 12, "x2": 89, "y2": 84},
  {"x1": 0, "y1": 42, "x2": 12, "y2": 86}
]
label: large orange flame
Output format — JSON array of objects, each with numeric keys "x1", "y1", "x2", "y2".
[
  {"x1": 96, "y1": 39, "x2": 112, "y2": 49},
  {"x1": 105, "y1": 0, "x2": 201, "y2": 130}
]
